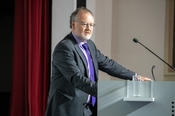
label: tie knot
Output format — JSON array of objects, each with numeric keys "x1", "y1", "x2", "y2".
[{"x1": 82, "y1": 43, "x2": 88, "y2": 51}]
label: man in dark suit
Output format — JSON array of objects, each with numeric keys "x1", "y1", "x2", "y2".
[{"x1": 45, "y1": 7, "x2": 151, "y2": 116}]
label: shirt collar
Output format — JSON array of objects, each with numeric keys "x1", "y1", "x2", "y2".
[{"x1": 72, "y1": 32, "x2": 86, "y2": 46}]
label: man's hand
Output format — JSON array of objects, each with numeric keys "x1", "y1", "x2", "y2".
[{"x1": 136, "y1": 75, "x2": 152, "y2": 81}]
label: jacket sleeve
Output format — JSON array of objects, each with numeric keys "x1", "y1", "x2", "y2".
[
  {"x1": 94, "y1": 44, "x2": 135, "y2": 80},
  {"x1": 52, "y1": 40, "x2": 97, "y2": 97}
]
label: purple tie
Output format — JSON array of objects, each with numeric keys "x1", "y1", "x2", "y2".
[{"x1": 82, "y1": 43, "x2": 96, "y2": 106}]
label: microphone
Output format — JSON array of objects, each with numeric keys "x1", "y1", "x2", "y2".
[
  {"x1": 133, "y1": 38, "x2": 175, "y2": 71},
  {"x1": 133, "y1": 38, "x2": 138, "y2": 43},
  {"x1": 151, "y1": 65, "x2": 156, "y2": 81}
]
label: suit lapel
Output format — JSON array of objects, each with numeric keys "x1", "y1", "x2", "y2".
[
  {"x1": 74, "y1": 44, "x2": 89, "y2": 77},
  {"x1": 68, "y1": 33, "x2": 89, "y2": 77}
]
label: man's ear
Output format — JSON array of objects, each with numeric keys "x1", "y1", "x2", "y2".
[{"x1": 72, "y1": 22, "x2": 75, "y2": 29}]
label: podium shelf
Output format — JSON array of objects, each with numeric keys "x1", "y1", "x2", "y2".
[{"x1": 123, "y1": 97, "x2": 155, "y2": 102}]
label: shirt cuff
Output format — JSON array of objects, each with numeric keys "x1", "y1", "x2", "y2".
[
  {"x1": 132, "y1": 73, "x2": 142, "y2": 81},
  {"x1": 132, "y1": 73, "x2": 137, "y2": 80}
]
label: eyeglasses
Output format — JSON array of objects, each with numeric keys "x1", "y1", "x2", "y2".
[{"x1": 76, "y1": 21, "x2": 95, "y2": 28}]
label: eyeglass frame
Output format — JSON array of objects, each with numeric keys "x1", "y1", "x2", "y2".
[{"x1": 75, "y1": 21, "x2": 95, "y2": 28}]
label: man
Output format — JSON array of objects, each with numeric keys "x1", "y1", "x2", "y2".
[{"x1": 45, "y1": 7, "x2": 150, "y2": 116}]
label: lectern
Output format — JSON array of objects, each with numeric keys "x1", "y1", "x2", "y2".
[{"x1": 98, "y1": 80, "x2": 175, "y2": 116}]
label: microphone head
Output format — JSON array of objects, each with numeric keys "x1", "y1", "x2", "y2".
[{"x1": 133, "y1": 38, "x2": 139, "y2": 43}]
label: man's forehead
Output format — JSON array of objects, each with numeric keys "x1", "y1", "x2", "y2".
[
  {"x1": 78, "y1": 10, "x2": 93, "y2": 17},
  {"x1": 77, "y1": 11, "x2": 94, "y2": 20}
]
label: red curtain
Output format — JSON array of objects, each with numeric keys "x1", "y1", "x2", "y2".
[{"x1": 10, "y1": 0, "x2": 51, "y2": 116}]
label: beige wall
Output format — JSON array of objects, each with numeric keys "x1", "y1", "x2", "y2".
[
  {"x1": 93, "y1": 0, "x2": 166, "y2": 80},
  {"x1": 94, "y1": 0, "x2": 113, "y2": 80}
]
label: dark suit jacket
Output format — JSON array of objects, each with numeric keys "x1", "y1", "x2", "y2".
[{"x1": 45, "y1": 33, "x2": 135, "y2": 116}]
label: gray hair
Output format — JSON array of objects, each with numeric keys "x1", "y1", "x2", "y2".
[{"x1": 70, "y1": 7, "x2": 94, "y2": 28}]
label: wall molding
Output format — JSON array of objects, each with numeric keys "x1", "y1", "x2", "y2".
[{"x1": 164, "y1": 0, "x2": 175, "y2": 80}]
